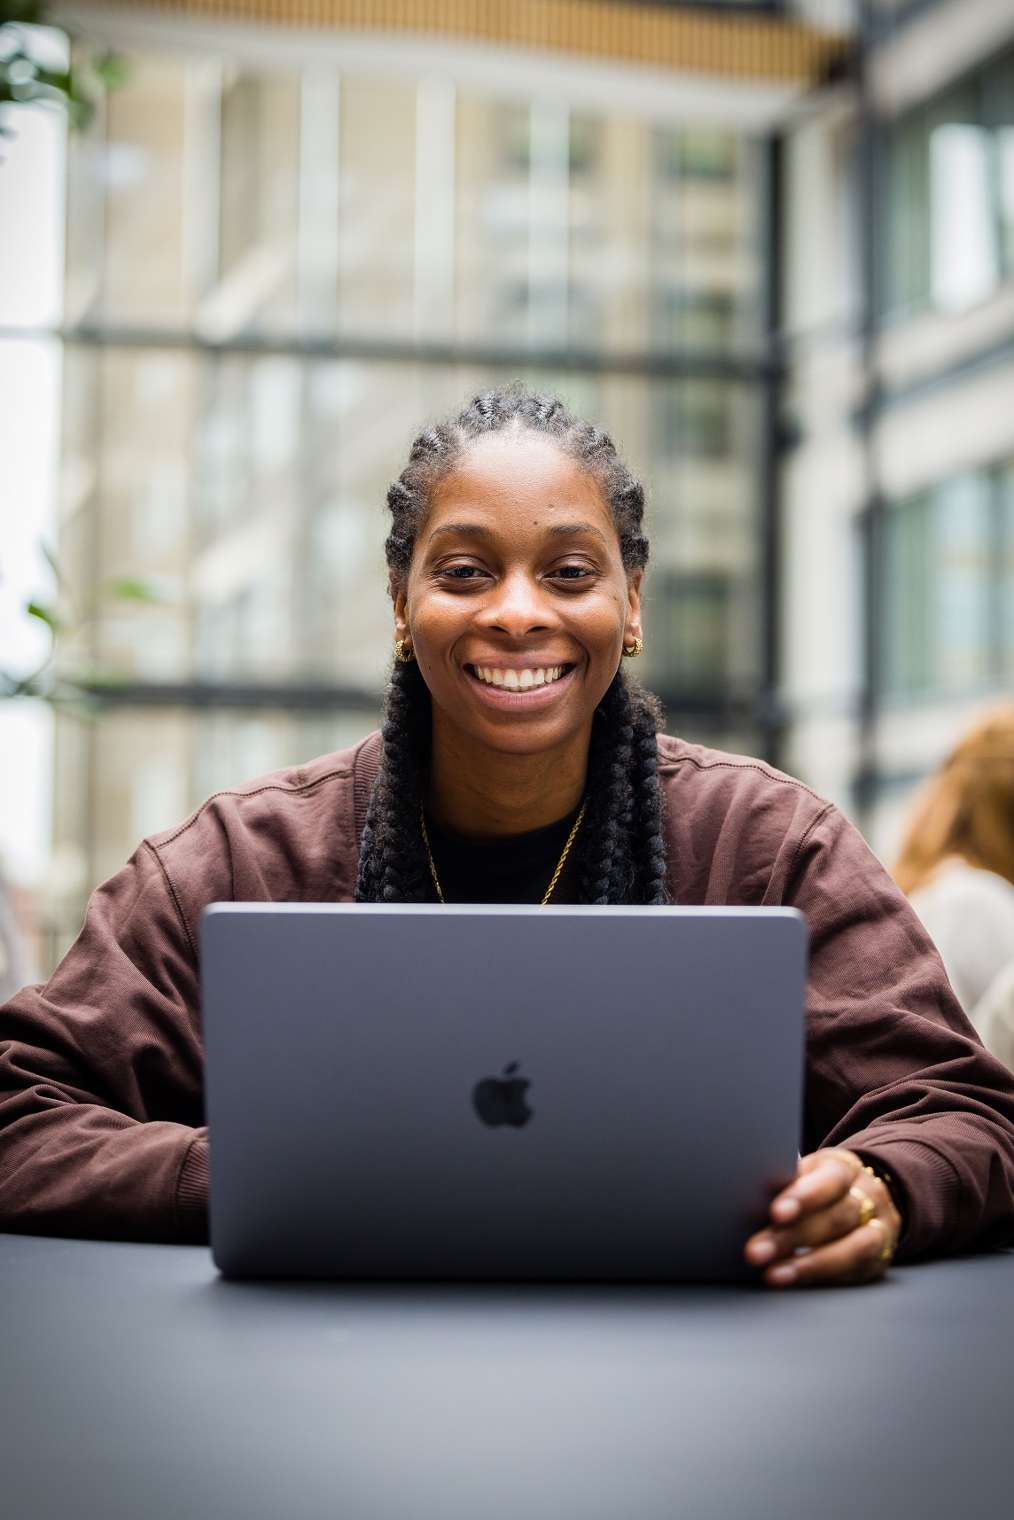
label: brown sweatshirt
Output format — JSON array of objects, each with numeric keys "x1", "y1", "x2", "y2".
[{"x1": 2, "y1": 730, "x2": 1014, "y2": 1260}]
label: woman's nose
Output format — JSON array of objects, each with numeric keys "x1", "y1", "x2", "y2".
[{"x1": 478, "y1": 570, "x2": 555, "y2": 638}]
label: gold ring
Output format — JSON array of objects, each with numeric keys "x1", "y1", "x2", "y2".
[{"x1": 849, "y1": 1185, "x2": 875, "y2": 1230}]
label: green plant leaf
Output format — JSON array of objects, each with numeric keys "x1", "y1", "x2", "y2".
[
  {"x1": 25, "y1": 599, "x2": 62, "y2": 634},
  {"x1": 1, "y1": 8, "x2": 126, "y2": 139},
  {"x1": 103, "y1": 576, "x2": 167, "y2": 605},
  {"x1": 93, "y1": 51, "x2": 127, "y2": 89}
]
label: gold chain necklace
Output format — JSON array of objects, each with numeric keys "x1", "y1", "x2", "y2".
[{"x1": 419, "y1": 799, "x2": 588, "y2": 906}]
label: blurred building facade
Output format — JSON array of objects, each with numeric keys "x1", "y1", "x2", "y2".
[
  {"x1": 781, "y1": 0, "x2": 1014, "y2": 851},
  {"x1": 15, "y1": 0, "x2": 1014, "y2": 957}
]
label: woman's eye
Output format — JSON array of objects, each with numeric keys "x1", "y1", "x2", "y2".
[
  {"x1": 441, "y1": 565, "x2": 486, "y2": 581},
  {"x1": 552, "y1": 565, "x2": 594, "y2": 582}
]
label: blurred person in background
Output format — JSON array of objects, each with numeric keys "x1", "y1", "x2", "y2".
[{"x1": 894, "y1": 708, "x2": 1014, "y2": 1070}]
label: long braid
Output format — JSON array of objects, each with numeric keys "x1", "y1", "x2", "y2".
[
  {"x1": 356, "y1": 382, "x2": 670, "y2": 905},
  {"x1": 577, "y1": 676, "x2": 634, "y2": 904},
  {"x1": 575, "y1": 675, "x2": 666, "y2": 905},
  {"x1": 630, "y1": 687, "x2": 669, "y2": 904},
  {"x1": 355, "y1": 660, "x2": 432, "y2": 903}
]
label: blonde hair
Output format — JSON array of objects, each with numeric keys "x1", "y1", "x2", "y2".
[{"x1": 893, "y1": 705, "x2": 1014, "y2": 896}]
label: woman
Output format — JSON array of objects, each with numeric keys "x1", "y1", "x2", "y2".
[
  {"x1": 894, "y1": 706, "x2": 1014, "y2": 1070},
  {"x1": 2, "y1": 386, "x2": 1014, "y2": 1286}
]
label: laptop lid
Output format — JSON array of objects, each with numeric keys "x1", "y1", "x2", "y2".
[{"x1": 200, "y1": 904, "x2": 807, "y2": 1282}]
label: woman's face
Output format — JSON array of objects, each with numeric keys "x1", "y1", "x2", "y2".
[{"x1": 393, "y1": 431, "x2": 643, "y2": 759}]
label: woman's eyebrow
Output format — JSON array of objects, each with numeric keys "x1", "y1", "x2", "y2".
[
  {"x1": 546, "y1": 521, "x2": 608, "y2": 543},
  {"x1": 426, "y1": 519, "x2": 608, "y2": 545},
  {"x1": 427, "y1": 521, "x2": 492, "y2": 543}
]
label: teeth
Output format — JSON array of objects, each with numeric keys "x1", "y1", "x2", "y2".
[{"x1": 473, "y1": 665, "x2": 565, "y2": 690}]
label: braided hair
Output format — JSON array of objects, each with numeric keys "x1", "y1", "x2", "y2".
[{"x1": 355, "y1": 384, "x2": 668, "y2": 905}]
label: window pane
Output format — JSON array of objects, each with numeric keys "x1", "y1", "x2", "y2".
[
  {"x1": 100, "y1": 56, "x2": 189, "y2": 323},
  {"x1": 568, "y1": 113, "x2": 645, "y2": 351},
  {"x1": 928, "y1": 116, "x2": 997, "y2": 313},
  {"x1": 651, "y1": 127, "x2": 763, "y2": 356},
  {"x1": 884, "y1": 49, "x2": 1014, "y2": 317},
  {"x1": 883, "y1": 494, "x2": 931, "y2": 696},
  {"x1": 883, "y1": 473, "x2": 991, "y2": 698},
  {"x1": 338, "y1": 79, "x2": 416, "y2": 338},
  {"x1": 647, "y1": 380, "x2": 762, "y2": 697},
  {"x1": 52, "y1": 349, "x2": 195, "y2": 685},
  {"x1": 214, "y1": 70, "x2": 301, "y2": 333},
  {"x1": 885, "y1": 109, "x2": 931, "y2": 316},
  {"x1": 1001, "y1": 464, "x2": 1014, "y2": 680},
  {"x1": 456, "y1": 99, "x2": 533, "y2": 343},
  {"x1": 933, "y1": 472, "x2": 991, "y2": 689}
]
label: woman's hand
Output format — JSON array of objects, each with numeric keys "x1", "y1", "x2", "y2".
[{"x1": 745, "y1": 1149, "x2": 902, "y2": 1288}]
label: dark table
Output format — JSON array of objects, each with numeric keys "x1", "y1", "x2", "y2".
[{"x1": 2, "y1": 1233, "x2": 1012, "y2": 1520}]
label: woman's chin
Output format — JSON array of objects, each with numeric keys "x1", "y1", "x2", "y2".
[{"x1": 436, "y1": 705, "x2": 585, "y2": 760}]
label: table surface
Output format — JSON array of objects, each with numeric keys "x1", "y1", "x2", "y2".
[{"x1": 2, "y1": 1234, "x2": 1013, "y2": 1520}]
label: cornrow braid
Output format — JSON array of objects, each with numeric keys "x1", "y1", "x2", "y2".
[{"x1": 356, "y1": 383, "x2": 669, "y2": 905}]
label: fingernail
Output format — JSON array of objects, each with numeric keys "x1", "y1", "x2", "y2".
[
  {"x1": 749, "y1": 1237, "x2": 775, "y2": 1264},
  {"x1": 772, "y1": 1197, "x2": 800, "y2": 1222},
  {"x1": 769, "y1": 1264, "x2": 796, "y2": 1286}
]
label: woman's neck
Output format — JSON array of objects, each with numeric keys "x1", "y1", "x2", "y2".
[{"x1": 426, "y1": 718, "x2": 590, "y2": 838}]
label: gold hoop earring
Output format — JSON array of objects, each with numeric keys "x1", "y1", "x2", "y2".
[
  {"x1": 394, "y1": 639, "x2": 415, "y2": 664},
  {"x1": 622, "y1": 636, "x2": 644, "y2": 659}
]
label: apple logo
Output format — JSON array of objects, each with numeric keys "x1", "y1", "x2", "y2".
[{"x1": 472, "y1": 1061, "x2": 533, "y2": 1128}]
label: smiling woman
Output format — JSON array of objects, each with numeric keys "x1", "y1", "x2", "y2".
[
  {"x1": 3, "y1": 385, "x2": 1014, "y2": 1287},
  {"x1": 357, "y1": 388, "x2": 665, "y2": 908}
]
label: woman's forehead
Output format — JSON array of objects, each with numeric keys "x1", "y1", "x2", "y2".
[{"x1": 428, "y1": 432, "x2": 611, "y2": 530}]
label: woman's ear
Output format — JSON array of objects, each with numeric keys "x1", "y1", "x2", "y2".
[
  {"x1": 625, "y1": 568, "x2": 644, "y2": 646},
  {"x1": 391, "y1": 575, "x2": 409, "y2": 644}
]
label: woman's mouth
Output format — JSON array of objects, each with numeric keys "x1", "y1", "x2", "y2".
[
  {"x1": 468, "y1": 663, "x2": 570, "y2": 691},
  {"x1": 463, "y1": 662, "x2": 577, "y2": 708}
]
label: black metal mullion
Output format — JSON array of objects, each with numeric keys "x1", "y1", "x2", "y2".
[
  {"x1": 757, "y1": 131, "x2": 785, "y2": 769},
  {"x1": 31, "y1": 322, "x2": 781, "y2": 387},
  {"x1": 854, "y1": 1, "x2": 886, "y2": 829}
]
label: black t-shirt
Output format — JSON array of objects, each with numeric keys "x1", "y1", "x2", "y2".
[{"x1": 422, "y1": 806, "x2": 583, "y2": 904}]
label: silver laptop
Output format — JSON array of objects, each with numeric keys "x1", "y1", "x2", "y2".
[{"x1": 200, "y1": 904, "x2": 807, "y2": 1282}]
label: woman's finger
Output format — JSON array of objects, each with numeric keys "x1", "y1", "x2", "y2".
[
  {"x1": 764, "y1": 1220, "x2": 890, "y2": 1288},
  {"x1": 768, "y1": 1149, "x2": 857, "y2": 1226},
  {"x1": 746, "y1": 1184, "x2": 868, "y2": 1266}
]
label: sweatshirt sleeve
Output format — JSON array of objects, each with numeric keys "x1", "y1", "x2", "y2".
[
  {"x1": 0, "y1": 841, "x2": 209, "y2": 1242},
  {"x1": 785, "y1": 805, "x2": 1014, "y2": 1261}
]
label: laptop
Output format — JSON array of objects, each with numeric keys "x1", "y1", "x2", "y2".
[{"x1": 200, "y1": 903, "x2": 807, "y2": 1282}]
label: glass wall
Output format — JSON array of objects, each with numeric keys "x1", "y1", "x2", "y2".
[
  {"x1": 884, "y1": 45, "x2": 1014, "y2": 317},
  {"x1": 52, "y1": 40, "x2": 772, "y2": 911},
  {"x1": 59, "y1": 347, "x2": 762, "y2": 699},
  {"x1": 62, "y1": 48, "x2": 768, "y2": 691},
  {"x1": 882, "y1": 460, "x2": 1014, "y2": 698}
]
